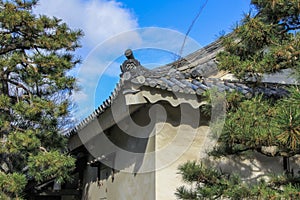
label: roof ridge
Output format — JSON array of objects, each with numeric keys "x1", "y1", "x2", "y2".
[{"x1": 67, "y1": 78, "x2": 124, "y2": 137}]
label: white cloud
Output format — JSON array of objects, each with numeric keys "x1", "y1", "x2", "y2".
[
  {"x1": 72, "y1": 90, "x2": 88, "y2": 102},
  {"x1": 33, "y1": 0, "x2": 140, "y2": 119},
  {"x1": 34, "y1": 0, "x2": 138, "y2": 48}
]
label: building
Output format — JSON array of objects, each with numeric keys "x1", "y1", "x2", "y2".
[{"x1": 66, "y1": 40, "x2": 298, "y2": 200}]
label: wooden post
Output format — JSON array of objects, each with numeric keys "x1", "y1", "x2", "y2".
[{"x1": 283, "y1": 157, "x2": 290, "y2": 174}]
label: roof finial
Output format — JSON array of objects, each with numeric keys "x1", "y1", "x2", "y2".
[
  {"x1": 120, "y1": 49, "x2": 140, "y2": 74},
  {"x1": 125, "y1": 49, "x2": 135, "y2": 60}
]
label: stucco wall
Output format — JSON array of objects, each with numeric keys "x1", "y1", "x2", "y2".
[
  {"x1": 155, "y1": 123, "x2": 210, "y2": 200},
  {"x1": 82, "y1": 165, "x2": 155, "y2": 200},
  {"x1": 81, "y1": 105, "x2": 156, "y2": 200},
  {"x1": 203, "y1": 153, "x2": 300, "y2": 183},
  {"x1": 154, "y1": 102, "x2": 211, "y2": 200},
  {"x1": 79, "y1": 100, "x2": 300, "y2": 200}
]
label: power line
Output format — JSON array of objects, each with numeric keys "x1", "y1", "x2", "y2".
[{"x1": 177, "y1": 0, "x2": 209, "y2": 63}]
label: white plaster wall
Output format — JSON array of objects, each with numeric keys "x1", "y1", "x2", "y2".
[
  {"x1": 81, "y1": 106, "x2": 156, "y2": 200},
  {"x1": 106, "y1": 171, "x2": 155, "y2": 200},
  {"x1": 81, "y1": 149, "x2": 156, "y2": 200},
  {"x1": 205, "y1": 153, "x2": 300, "y2": 183},
  {"x1": 153, "y1": 102, "x2": 300, "y2": 199},
  {"x1": 155, "y1": 123, "x2": 210, "y2": 200},
  {"x1": 79, "y1": 100, "x2": 300, "y2": 200}
]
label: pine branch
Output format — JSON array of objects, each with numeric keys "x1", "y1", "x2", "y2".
[{"x1": 5, "y1": 79, "x2": 31, "y2": 95}]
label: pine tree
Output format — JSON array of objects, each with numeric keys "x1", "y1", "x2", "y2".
[
  {"x1": 218, "y1": 0, "x2": 300, "y2": 81},
  {"x1": 176, "y1": 1, "x2": 300, "y2": 199},
  {"x1": 0, "y1": 0, "x2": 83, "y2": 198}
]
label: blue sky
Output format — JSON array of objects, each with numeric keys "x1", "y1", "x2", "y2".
[
  {"x1": 120, "y1": 0, "x2": 251, "y2": 45},
  {"x1": 34, "y1": 0, "x2": 251, "y2": 120}
]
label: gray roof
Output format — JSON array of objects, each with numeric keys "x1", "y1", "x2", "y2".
[{"x1": 67, "y1": 41, "x2": 291, "y2": 137}]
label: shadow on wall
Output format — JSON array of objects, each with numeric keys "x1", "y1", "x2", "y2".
[
  {"x1": 203, "y1": 152, "x2": 300, "y2": 184},
  {"x1": 83, "y1": 99, "x2": 209, "y2": 176}
]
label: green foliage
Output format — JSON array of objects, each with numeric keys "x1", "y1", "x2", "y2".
[
  {"x1": 210, "y1": 87, "x2": 300, "y2": 157},
  {"x1": 0, "y1": 172, "x2": 26, "y2": 199},
  {"x1": 217, "y1": 0, "x2": 300, "y2": 80},
  {"x1": 28, "y1": 151, "x2": 75, "y2": 183},
  {"x1": 176, "y1": 161, "x2": 300, "y2": 200},
  {"x1": 213, "y1": 0, "x2": 300, "y2": 156},
  {"x1": 176, "y1": 161, "x2": 250, "y2": 199},
  {"x1": 0, "y1": 0, "x2": 82, "y2": 197},
  {"x1": 275, "y1": 87, "x2": 300, "y2": 151},
  {"x1": 177, "y1": 0, "x2": 300, "y2": 199},
  {"x1": 216, "y1": 95, "x2": 275, "y2": 153},
  {"x1": 5, "y1": 130, "x2": 41, "y2": 155}
]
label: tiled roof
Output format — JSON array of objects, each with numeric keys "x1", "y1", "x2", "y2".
[
  {"x1": 67, "y1": 42, "x2": 290, "y2": 137},
  {"x1": 119, "y1": 48, "x2": 288, "y2": 97}
]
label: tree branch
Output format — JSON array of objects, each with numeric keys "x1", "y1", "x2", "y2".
[{"x1": 5, "y1": 79, "x2": 31, "y2": 95}]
